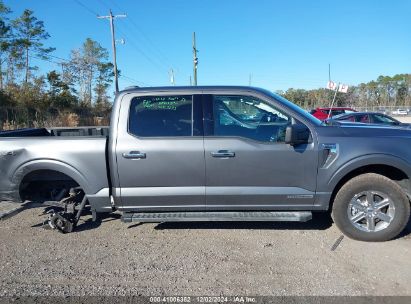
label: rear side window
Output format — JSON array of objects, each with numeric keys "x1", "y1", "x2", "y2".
[{"x1": 129, "y1": 95, "x2": 193, "y2": 137}]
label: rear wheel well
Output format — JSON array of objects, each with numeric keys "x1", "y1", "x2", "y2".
[
  {"x1": 329, "y1": 165, "x2": 410, "y2": 210},
  {"x1": 19, "y1": 169, "x2": 79, "y2": 202}
]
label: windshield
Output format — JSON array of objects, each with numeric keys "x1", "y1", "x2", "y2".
[
  {"x1": 332, "y1": 113, "x2": 349, "y2": 119},
  {"x1": 373, "y1": 114, "x2": 400, "y2": 124}
]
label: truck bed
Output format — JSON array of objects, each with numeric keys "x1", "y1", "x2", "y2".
[
  {"x1": 0, "y1": 136, "x2": 109, "y2": 202},
  {"x1": 0, "y1": 126, "x2": 109, "y2": 137}
]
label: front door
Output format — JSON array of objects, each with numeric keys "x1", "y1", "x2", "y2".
[
  {"x1": 115, "y1": 93, "x2": 206, "y2": 211},
  {"x1": 203, "y1": 94, "x2": 319, "y2": 210}
]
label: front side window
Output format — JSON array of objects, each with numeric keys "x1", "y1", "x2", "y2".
[
  {"x1": 343, "y1": 115, "x2": 355, "y2": 122},
  {"x1": 129, "y1": 95, "x2": 192, "y2": 137},
  {"x1": 355, "y1": 114, "x2": 370, "y2": 123},
  {"x1": 212, "y1": 95, "x2": 291, "y2": 142}
]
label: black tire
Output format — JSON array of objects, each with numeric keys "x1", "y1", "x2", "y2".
[{"x1": 332, "y1": 173, "x2": 410, "y2": 242}]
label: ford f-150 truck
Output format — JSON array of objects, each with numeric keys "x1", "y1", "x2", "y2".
[{"x1": 1, "y1": 86, "x2": 410, "y2": 241}]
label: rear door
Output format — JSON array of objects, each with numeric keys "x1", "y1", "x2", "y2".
[
  {"x1": 115, "y1": 93, "x2": 206, "y2": 211},
  {"x1": 203, "y1": 93, "x2": 319, "y2": 210}
]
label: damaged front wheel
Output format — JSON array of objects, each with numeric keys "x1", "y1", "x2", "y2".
[
  {"x1": 44, "y1": 188, "x2": 88, "y2": 233},
  {"x1": 49, "y1": 213, "x2": 75, "y2": 233}
]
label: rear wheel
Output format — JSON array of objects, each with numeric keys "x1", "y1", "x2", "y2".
[{"x1": 332, "y1": 173, "x2": 410, "y2": 242}]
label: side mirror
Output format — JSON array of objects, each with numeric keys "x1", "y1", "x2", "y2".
[{"x1": 285, "y1": 124, "x2": 311, "y2": 146}]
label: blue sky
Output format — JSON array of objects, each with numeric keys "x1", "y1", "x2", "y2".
[{"x1": 6, "y1": 0, "x2": 411, "y2": 92}]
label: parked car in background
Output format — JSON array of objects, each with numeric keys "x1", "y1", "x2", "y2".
[
  {"x1": 328, "y1": 112, "x2": 410, "y2": 127},
  {"x1": 310, "y1": 107, "x2": 356, "y2": 120},
  {"x1": 391, "y1": 109, "x2": 408, "y2": 116}
]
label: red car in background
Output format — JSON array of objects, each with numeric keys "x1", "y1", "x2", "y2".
[{"x1": 310, "y1": 107, "x2": 357, "y2": 120}]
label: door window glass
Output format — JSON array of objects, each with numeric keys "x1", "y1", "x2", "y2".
[
  {"x1": 129, "y1": 95, "x2": 193, "y2": 137},
  {"x1": 355, "y1": 114, "x2": 370, "y2": 123},
  {"x1": 212, "y1": 95, "x2": 291, "y2": 142},
  {"x1": 343, "y1": 115, "x2": 355, "y2": 122}
]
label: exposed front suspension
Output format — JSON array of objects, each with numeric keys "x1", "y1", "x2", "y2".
[{"x1": 44, "y1": 187, "x2": 88, "y2": 233}]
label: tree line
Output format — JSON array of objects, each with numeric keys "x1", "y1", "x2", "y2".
[
  {"x1": 278, "y1": 74, "x2": 411, "y2": 111},
  {"x1": 0, "y1": 1, "x2": 114, "y2": 129}
]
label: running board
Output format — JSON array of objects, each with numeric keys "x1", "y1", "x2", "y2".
[{"x1": 121, "y1": 211, "x2": 312, "y2": 223}]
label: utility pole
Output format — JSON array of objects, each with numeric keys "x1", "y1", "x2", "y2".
[
  {"x1": 328, "y1": 63, "x2": 331, "y2": 82},
  {"x1": 192, "y1": 32, "x2": 198, "y2": 86},
  {"x1": 328, "y1": 82, "x2": 340, "y2": 119},
  {"x1": 98, "y1": 10, "x2": 126, "y2": 93},
  {"x1": 249, "y1": 73, "x2": 252, "y2": 86}
]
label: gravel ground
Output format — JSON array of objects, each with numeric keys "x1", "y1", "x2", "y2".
[
  {"x1": 0, "y1": 201, "x2": 23, "y2": 219},
  {"x1": 0, "y1": 206, "x2": 410, "y2": 297}
]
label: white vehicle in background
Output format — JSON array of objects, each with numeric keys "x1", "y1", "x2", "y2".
[{"x1": 391, "y1": 109, "x2": 408, "y2": 116}]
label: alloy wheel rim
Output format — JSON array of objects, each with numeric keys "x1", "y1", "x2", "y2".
[{"x1": 347, "y1": 190, "x2": 395, "y2": 232}]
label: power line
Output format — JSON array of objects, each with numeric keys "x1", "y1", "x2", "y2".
[
  {"x1": 82, "y1": 0, "x2": 185, "y2": 84},
  {"x1": 105, "y1": 0, "x2": 123, "y2": 14},
  {"x1": 125, "y1": 18, "x2": 171, "y2": 68},
  {"x1": 106, "y1": 0, "x2": 171, "y2": 68},
  {"x1": 95, "y1": 1, "x2": 169, "y2": 77},
  {"x1": 116, "y1": 26, "x2": 168, "y2": 75},
  {"x1": 73, "y1": 0, "x2": 99, "y2": 16},
  {"x1": 29, "y1": 54, "x2": 60, "y2": 65},
  {"x1": 101, "y1": 0, "x2": 177, "y2": 74},
  {"x1": 47, "y1": 54, "x2": 69, "y2": 62},
  {"x1": 120, "y1": 74, "x2": 151, "y2": 87},
  {"x1": 67, "y1": 2, "x2": 158, "y2": 89},
  {"x1": 29, "y1": 54, "x2": 149, "y2": 88},
  {"x1": 113, "y1": 18, "x2": 171, "y2": 73}
]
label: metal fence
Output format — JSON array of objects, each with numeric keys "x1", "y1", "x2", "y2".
[{"x1": 352, "y1": 106, "x2": 411, "y2": 116}]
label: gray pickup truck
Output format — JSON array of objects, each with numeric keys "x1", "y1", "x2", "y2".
[{"x1": 1, "y1": 86, "x2": 410, "y2": 241}]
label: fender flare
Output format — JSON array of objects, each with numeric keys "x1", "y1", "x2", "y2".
[
  {"x1": 328, "y1": 153, "x2": 411, "y2": 191},
  {"x1": 12, "y1": 159, "x2": 93, "y2": 199}
]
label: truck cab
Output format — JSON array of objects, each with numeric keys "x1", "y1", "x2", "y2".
[{"x1": 109, "y1": 87, "x2": 320, "y2": 212}]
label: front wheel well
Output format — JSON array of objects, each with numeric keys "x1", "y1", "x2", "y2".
[
  {"x1": 329, "y1": 164, "x2": 410, "y2": 210},
  {"x1": 19, "y1": 169, "x2": 80, "y2": 202}
]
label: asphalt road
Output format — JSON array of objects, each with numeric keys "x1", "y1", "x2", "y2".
[{"x1": 0, "y1": 206, "x2": 410, "y2": 297}]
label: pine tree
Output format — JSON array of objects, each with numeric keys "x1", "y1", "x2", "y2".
[{"x1": 12, "y1": 9, "x2": 55, "y2": 83}]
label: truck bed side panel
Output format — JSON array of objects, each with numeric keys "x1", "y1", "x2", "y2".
[{"x1": 0, "y1": 137, "x2": 109, "y2": 202}]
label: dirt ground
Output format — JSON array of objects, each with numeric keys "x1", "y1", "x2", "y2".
[{"x1": 0, "y1": 205, "x2": 410, "y2": 297}]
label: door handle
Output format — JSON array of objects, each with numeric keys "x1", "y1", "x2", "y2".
[
  {"x1": 211, "y1": 150, "x2": 235, "y2": 158},
  {"x1": 122, "y1": 151, "x2": 146, "y2": 159}
]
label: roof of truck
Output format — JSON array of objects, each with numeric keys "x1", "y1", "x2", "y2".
[{"x1": 119, "y1": 85, "x2": 267, "y2": 94}]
